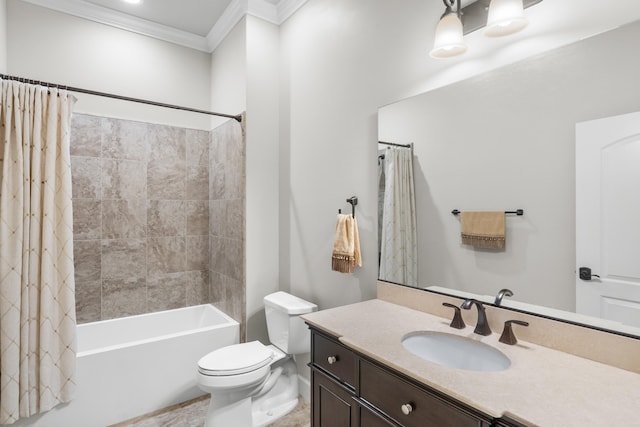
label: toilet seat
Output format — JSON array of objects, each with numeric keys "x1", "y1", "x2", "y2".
[{"x1": 198, "y1": 341, "x2": 274, "y2": 376}]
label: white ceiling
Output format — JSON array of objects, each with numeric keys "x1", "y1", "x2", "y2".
[
  {"x1": 83, "y1": 0, "x2": 236, "y2": 37},
  {"x1": 20, "y1": 0, "x2": 305, "y2": 52}
]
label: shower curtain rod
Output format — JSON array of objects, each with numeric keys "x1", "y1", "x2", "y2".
[
  {"x1": 378, "y1": 140, "x2": 412, "y2": 148},
  {"x1": 0, "y1": 74, "x2": 243, "y2": 123}
]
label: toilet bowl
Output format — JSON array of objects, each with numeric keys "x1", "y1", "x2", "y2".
[{"x1": 196, "y1": 292, "x2": 317, "y2": 427}]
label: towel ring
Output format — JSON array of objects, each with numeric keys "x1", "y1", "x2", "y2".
[
  {"x1": 338, "y1": 197, "x2": 358, "y2": 218},
  {"x1": 346, "y1": 197, "x2": 358, "y2": 218}
]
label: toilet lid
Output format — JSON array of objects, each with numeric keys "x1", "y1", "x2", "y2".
[{"x1": 198, "y1": 341, "x2": 274, "y2": 376}]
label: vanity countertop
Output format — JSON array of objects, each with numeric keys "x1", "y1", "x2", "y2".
[{"x1": 302, "y1": 299, "x2": 640, "y2": 427}]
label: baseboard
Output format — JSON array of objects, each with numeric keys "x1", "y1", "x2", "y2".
[{"x1": 298, "y1": 375, "x2": 311, "y2": 402}]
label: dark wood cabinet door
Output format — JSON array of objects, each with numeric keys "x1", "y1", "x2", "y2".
[{"x1": 312, "y1": 368, "x2": 358, "y2": 427}]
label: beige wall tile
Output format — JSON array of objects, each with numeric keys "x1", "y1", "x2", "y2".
[
  {"x1": 73, "y1": 240, "x2": 101, "y2": 282},
  {"x1": 187, "y1": 270, "x2": 209, "y2": 306},
  {"x1": 186, "y1": 200, "x2": 209, "y2": 236},
  {"x1": 101, "y1": 239, "x2": 146, "y2": 280},
  {"x1": 75, "y1": 280, "x2": 101, "y2": 324},
  {"x1": 102, "y1": 118, "x2": 148, "y2": 161},
  {"x1": 187, "y1": 235, "x2": 209, "y2": 271},
  {"x1": 70, "y1": 114, "x2": 102, "y2": 157},
  {"x1": 147, "y1": 160, "x2": 186, "y2": 200},
  {"x1": 209, "y1": 161, "x2": 225, "y2": 200},
  {"x1": 102, "y1": 199, "x2": 146, "y2": 239},
  {"x1": 71, "y1": 156, "x2": 101, "y2": 198},
  {"x1": 226, "y1": 199, "x2": 244, "y2": 240},
  {"x1": 147, "y1": 272, "x2": 187, "y2": 312},
  {"x1": 209, "y1": 200, "x2": 225, "y2": 237},
  {"x1": 148, "y1": 200, "x2": 186, "y2": 237},
  {"x1": 102, "y1": 159, "x2": 147, "y2": 200},
  {"x1": 72, "y1": 199, "x2": 102, "y2": 240},
  {"x1": 147, "y1": 237, "x2": 186, "y2": 278},
  {"x1": 102, "y1": 277, "x2": 147, "y2": 319},
  {"x1": 187, "y1": 164, "x2": 209, "y2": 200},
  {"x1": 186, "y1": 129, "x2": 210, "y2": 166}
]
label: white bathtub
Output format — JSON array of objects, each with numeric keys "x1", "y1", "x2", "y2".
[{"x1": 12, "y1": 304, "x2": 239, "y2": 427}]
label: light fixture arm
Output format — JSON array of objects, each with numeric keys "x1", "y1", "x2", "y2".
[{"x1": 441, "y1": 0, "x2": 462, "y2": 18}]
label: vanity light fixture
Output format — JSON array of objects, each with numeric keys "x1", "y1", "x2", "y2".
[
  {"x1": 430, "y1": 0, "x2": 467, "y2": 59},
  {"x1": 123, "y1": 0, "x2": 143, "y2": 4},
  {"x1": 430, "y1": 0, "x2": 543, "y2": 59},
  {"x1": 485, "y1": 0, "x2": 528, "y2": 37}
]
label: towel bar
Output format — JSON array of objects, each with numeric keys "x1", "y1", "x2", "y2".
[{"x1": 451, "y1": 209, "x2": 524, "y2": 216}]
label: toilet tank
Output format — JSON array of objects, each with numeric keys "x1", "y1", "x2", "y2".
[{"x1": 264, "y1": 292, "x2": 317, "y2": 355}]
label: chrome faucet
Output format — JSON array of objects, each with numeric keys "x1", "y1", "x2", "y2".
[
  {"x1": 461, "y1": 299, "x2": 492, "y2": 336},
  {"x1": 494, "y1": 288, "x2": 513, "y2": 306}
]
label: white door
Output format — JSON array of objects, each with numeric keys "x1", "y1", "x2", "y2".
[{"x1": 576, "y1": 111, "x2": 640, "y2": 328}]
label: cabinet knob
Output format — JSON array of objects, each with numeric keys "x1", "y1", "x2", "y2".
[
  {"x1": 327, "y1": 356, "x2": 338, "y2": 365},
  {"x1": 401, "y1": 403, "x2": 414, "y2": 415}
]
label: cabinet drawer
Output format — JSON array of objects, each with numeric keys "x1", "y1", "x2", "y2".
[
  {"x1": 313, "y1": 332, "x2": 357, "y2": 388},
  {"x1": 359, "y1": 405, "x2": 398, "y2": 427},
  {"x1": 360, "y1": 359, "x2": 483, "y2": 427}
]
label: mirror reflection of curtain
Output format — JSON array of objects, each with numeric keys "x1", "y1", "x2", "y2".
[
  {"x1": 0, "y1": 80, "x2": 77, "y2": 423},
  {"x1": 377, "y1": 151, "x2": 386, "y2": 265},
  {"x1": 379, "y1": 146, "x2": 417, "y2": 286}
]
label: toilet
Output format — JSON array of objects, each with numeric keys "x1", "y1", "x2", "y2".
[{"x1": 196, "y1": 291, "x2": 317, "y2": 427}]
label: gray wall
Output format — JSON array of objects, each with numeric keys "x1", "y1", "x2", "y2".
[{"x1": 71, "y1": 114, "x2": 245, "y2": 333}]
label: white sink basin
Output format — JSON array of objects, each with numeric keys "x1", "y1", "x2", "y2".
[{"x1": 402, "y1": 331, "x2": 511, "y2": 372}]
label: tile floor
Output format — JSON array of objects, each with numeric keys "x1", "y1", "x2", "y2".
[{"x1": 111, "y1": 395, "x2": 310, "y2": 427}]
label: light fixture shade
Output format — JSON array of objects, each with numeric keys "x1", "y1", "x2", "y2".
[
  {"x1": 485, "y1": 0, "x2": 528, "y2": 37},
  {"x1": 430, "y1": 13, "x2": 467, "y2": 59}
]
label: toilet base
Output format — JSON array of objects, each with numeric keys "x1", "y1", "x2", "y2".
[
  {"x1": 204, "y1": 393, "x2": 253, "y2": 427},
  {"x1": 203, "y1": 358, "x2": 301, "y2": 427},
  {"x1": 253, "y1": 398, "x2": 299, "y2": 427}
]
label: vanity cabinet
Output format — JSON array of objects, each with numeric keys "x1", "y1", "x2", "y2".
[
  {"x1": 312, "y1": 368, "x2": 358, "y2": 426},
  {"x1": 309, "y1": 327, "x2": 500, "y2": 427}
]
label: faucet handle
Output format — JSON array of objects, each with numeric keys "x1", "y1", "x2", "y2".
[
  {"x1": 442, "y1": 303, "x2": 465, "y2": 329},
  {"x1": 499, "y1": 320, "x2": 529, "y2": 345}
]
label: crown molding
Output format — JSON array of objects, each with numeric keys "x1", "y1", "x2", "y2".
[
  {"x1": 20, "y1": 0, "x2": 309, "y2": 53},
  {"x1": 20, "y1": 0, "x2": 210, "y2": 52},
  {"x1": 248, "y1": 0, "x2": 280, "y2": 24},
  {"x1": 276, "y1": 0, "x2": 309, "y2": 23},
  {"x1": 206, "y1": 0, "x2": 308, "y2": 52},
  {"x1": 205, "y1": 0, "x2": 249, "y2": 52}
]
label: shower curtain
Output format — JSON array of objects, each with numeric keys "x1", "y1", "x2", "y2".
[
  {"x1": 0, "y1": 79, "x2": 77, "y2": 424},
  {"x1": 379, "y1": 146, "x2": 417, "y2": 286}
]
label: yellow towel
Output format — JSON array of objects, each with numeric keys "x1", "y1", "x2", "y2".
[
  {"x1": 331, "y1": 214, "x2": 362, "y2": 273},
  {"x1": 460, "y1": 211, "x2": 505, "y2": 250}
]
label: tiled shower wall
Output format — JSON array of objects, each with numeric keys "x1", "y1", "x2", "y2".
[
  {"x1": 209, "y1": 119, "x2": 246, "y2": 339},
  {"x1": 70, "y1": 114, "x2": 245, "y2": 332}
]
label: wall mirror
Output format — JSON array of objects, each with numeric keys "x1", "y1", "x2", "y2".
[{"x1": 378, "y1": 19, "x2": 640, "y2": 338}]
